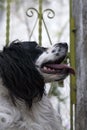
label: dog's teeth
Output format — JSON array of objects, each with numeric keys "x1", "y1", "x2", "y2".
[
  {"x1": 43, "y1": 66, "x2": 55, "y2": 72},
  {"x1": 47, "y1": 68, "x2": 51, "y2": 71},
  {"x1": 43, "y1": 66, "x2": 47, "y2": 70}
]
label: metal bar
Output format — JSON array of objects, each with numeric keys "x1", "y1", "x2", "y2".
[
  {"x1": 38, "y1": 0, "x2": 42, "y2": 45},
  {"x1": 6, "y1": 0, "x2": 11, "y2": 46},
  {"x1": 70, "y1": 0, "x2": 76, "y2": 130}
]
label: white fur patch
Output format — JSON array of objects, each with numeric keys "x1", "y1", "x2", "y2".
[{"x1": 0, "y1": 78, "x2": 63, "y2": 130}]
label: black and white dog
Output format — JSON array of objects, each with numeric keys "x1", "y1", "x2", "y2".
[{"x1": 0, "y1": 41, "x2": 74, "y2": 130}]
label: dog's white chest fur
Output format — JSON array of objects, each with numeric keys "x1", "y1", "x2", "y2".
[{"x1": 0, "y1": 85, "x2": 63, "y2": 130}]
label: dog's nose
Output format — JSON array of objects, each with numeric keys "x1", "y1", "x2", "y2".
[
  {"x1": 53, "y1": 43, "x2": 68, "y2": 51},
  {"x1": 52, "y1": 42, "x2": 68, "y2": 56},
  {"x1": 57, "y1": 42, "x2": 68, "y2": 48},
  {"x1": 62, "y1": 42, "x2": 68, "y2": 47}
]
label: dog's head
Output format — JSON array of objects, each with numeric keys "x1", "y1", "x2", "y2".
[
  {"x1": 21, "y1": 41, "x2": 75, "y2": 82},
  {"x1": 1, "y1": 41, "x2": 74, "y2": 107}
]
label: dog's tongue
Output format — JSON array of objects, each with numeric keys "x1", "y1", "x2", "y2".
[{"x1": 46, "y1": 64, "x2": 75, "y2": 75}]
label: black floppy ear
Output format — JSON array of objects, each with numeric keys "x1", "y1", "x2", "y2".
[{"x1": 1, "y1": 43, "x2": 45, "y2": 107}]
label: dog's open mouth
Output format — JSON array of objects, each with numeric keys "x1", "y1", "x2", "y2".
[{"x1": 40, "y1": 59, "x2": 75, "y2": 75}]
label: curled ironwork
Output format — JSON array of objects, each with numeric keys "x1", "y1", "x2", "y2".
[
  {"x1": 26, "y1": 7, "x2": 55, "y2": 44},
  {"x1": 43, "y1": 9, "x2": 55, "y2": 19},
  {"x1": 26, "y1": 8, "x2": 39, "y2": 40},
  {"x1": 26, "y1": 7, "x2": 39, "y2": 17},
  {"x1": 26, "y1": 8, "x2": 55, "y2": 20}
]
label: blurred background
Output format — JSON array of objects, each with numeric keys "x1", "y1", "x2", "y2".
[{"x1": 0, "y1": 0, "x2": 70, "y2": 129}]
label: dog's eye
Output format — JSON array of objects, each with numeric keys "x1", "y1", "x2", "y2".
[{"x1": 52, "y1": 49, "x2": 56, "y2": 53}]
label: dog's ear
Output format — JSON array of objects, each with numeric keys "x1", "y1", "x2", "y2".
[{"x1": 1, "y1": 43, "x2": 45, "y2": 107}]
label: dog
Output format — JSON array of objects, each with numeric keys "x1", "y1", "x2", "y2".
[{"x1": 0, "y1": 41, "x2": 74, "y2": 130}]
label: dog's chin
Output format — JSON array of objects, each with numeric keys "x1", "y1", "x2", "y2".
[
  {"x1": 36, "y1": 63, "x2": 75, "y2": 83},
  {"x1": 39, "y1": 73, "x2": 67, "y2": 83}
]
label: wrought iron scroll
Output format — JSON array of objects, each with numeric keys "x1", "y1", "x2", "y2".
[
  {"x1": 26, "y1": 8, "x2": 39, "y2": 41},
  {"x1": 26, "y1": 6, "x2": 55, "y2": 45}
]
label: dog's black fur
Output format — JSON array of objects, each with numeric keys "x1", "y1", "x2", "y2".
[{"x1": 0, "y1": 41, "x2": 45, "y2": 107}]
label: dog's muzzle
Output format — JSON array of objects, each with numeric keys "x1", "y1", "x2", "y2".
[{"x1": 38, "y1": 43, "x2": 75, "y2": 76}]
